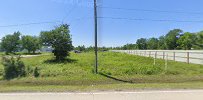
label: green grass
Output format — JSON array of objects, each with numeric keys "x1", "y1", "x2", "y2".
[{"x1": 0, "y1": 51, "x2": 203, "y2": 92}]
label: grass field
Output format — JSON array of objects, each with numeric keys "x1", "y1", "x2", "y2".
[{"x1": 0, "y1": 51, "x2": 203, "y2": 92}]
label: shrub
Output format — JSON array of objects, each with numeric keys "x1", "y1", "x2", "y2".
[
  {"x1": 33, "y1": 67, "x2": 40, "y2": 78},
  {"x1": 2, "y1": 56, "x2": 26, "y2": 80}
]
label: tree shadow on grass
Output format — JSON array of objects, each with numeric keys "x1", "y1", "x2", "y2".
[
  {"x1": 44, "y1": 58, "x2": 78, "y2": 64},
  {"x1": 21, "y1": 53, "x2": 42, "y2": 55},
  {"x1": 99, "y1": 72, "x2": 134, "y2": 84}
]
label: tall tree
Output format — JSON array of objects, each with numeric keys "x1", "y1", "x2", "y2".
[
  {"x1": 1, "y1": 32, "x2": 21, "y2": 54},
  {"x1": 22, "y1": 35, "x2": 41, "y2": 53},
  {"x1": 194, "y1": 31, "x2": 203, "y2": 49},
  {"x1": 165, "y1": 29, "x2": 183, "y2": 50},
  {"x1": 122, "y1": 44, "x2": 137, "y2": 50},
  {"x1": 136, "y1": 38, "x2": 147, "y2": 50},
  {"x1": 40, "y1": 24, "x2": 73, "y2": 61},
  {"x1": 158, "y1": 36, "x2": 166, "y2": 50},
  {"x1": 177, "y1": 32, "x2": 196, "y2": 50},
  {"x1": 147, "y1": 37, "x2": 159, "y2": 50}
]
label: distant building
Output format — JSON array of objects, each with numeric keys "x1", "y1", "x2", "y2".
[{"x1": 41, "y1": 46, "x2": 53, "y2": 52}]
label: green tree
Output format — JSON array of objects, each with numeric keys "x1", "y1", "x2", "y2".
[
  {"x1": 158, "y1": 36, "x2": 166, "y2": 50},
  {"x1": 136, "y1": 38, "x2": 147, "y2": 50},
  {"x1": 147, "y1": 37, "x2": 159, "y2": 50},
  {"x1": 122, "y1": 44, "x2": 137, "y2": 50},
  {"x1": 22, "y1": 35, "x2": 41, "y2": 54},
  {"x1": 1, "y1": 32, "x2": 21, "y2": 54},
  {"x1": 40, "y1": 24, "x2": 73, "y2": 61},
  {"x1": 165, "y1": 29, "x2": 183, "y2": 50},
  {"x1": 85, "y1": 46, "x2": 94, "y2": 52},
  {"x1": 195, "y1": 31, "x2": 203, "y2": 49},
  {"x1": 75, "y1": 45, "x2": 86, "y2": 51},
  {"x1": 177, "y1": 32, "x2": 196, "y2": 50}
]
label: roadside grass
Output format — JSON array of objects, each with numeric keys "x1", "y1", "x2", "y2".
[
  {"x1": 1, "y1": 82, "x2": 203, "y2": 92},
  {"x1": 0, "y1": 51, "x2": 203, "y2": 92},
  {"x1": 98, "y1": 52, "x2": 203, "y2": 83}
]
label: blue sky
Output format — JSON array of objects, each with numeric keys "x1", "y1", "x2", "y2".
[{"x1": 1, "y1": 0, "x2": 203, "y2": 47}]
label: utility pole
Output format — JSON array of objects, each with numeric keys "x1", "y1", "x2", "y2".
[{"x1": 94, "y1": 0, "x2": 98, "y2": 74}]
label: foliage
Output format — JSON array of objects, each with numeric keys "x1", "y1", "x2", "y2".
[
  {"x1": 40, "y1": 24, "x2": 73, "y2": 61},
  {"x1": 158, "y1": 36, "x2": 167, "y2": 50},
  {"x1": 195, "y1": 31, "x2": 203, "y2": 49},
  {"x1": 122, "y1": 44, "x2": 137, "y2": 50},
  {"x1": 22, "y1": 35, "x2": 41, "y2": 53},
  {"x1": 165, "y1": 29, "x2": 183, "y2": 50},
  {"x1": 177, "y1": 32, "x2": 196, "y2": 50},
  {"x1": 1, "y1": 32, "x2": 21, "y2": 54},
  {"x1": 75, "y1": 45, "x2": 86, "y2": 51},
  {"x1": 34, "y1": 67, "x2": 40, "y2": 78},
  {"x1": 113, "y1": 28, "x2": 202, "y2": 50},
  {"x1": 147, "y1": 38, "x2": 159, "y2": 50},
  {"x1": 2, "y1": 56, "x2": 26, "y2": 80},
  {"x1": 136, "y1": 38, "x2": 147, "y2": 50}
]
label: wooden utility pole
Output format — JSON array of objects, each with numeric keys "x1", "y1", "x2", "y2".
[{"x1": 94, "y1": 0, "x2": 98, "y2": 74}]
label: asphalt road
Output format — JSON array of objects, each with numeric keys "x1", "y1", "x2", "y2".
[{"x1": 1, "y1": 90, "x2": 203, "y2": 100}]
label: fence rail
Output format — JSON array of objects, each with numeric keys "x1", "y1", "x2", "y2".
[{"x1": 111, "y1": 50, "x2": 203, "y2": 65}]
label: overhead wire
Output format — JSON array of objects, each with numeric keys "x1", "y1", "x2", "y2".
[
  {"x1": 98, "y1": 17, "x2": 203, "y2": 23},
  {"x1": 98, "y1": 6, "x2": 203, "y2": 15},
  {"x1": 61, "y1": 5, "x2": 77, "y2": 23},
  {"x1": 0, "y1": 21, "x2": 61, "y2": 28}
]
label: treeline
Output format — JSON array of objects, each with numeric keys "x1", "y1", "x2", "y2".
[
  {"x1": 0, "y1": 24, "x2": 73, "y2": 80},
  {"x1": 114, "y1": 29, "x2": 203, "y2": 50},
  {"x1": 0, "y1": 31, "x2": 41, "y2": 54},
  {"x1": 74, "y1": 45, "x2": 111, "y2": 52},
  {"x1": 0, "y1": 24, "x2": 73, "y2": 61}
]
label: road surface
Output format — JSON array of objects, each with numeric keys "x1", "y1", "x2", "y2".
[{"x1": 1, "y1": 90, "x2": 203, "y2": 100}]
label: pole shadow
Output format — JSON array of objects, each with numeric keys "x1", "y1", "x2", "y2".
[{"x1": 99, "y1": 73, "x2": 134, "y2": 84}]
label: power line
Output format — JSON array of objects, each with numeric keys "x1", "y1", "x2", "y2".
[
  {"x1": 69, "y1": 17, "x2": 93, "y2": 25},
  {"x1": 98, "y1": 17, "x2": 203, "y2": 23},
  {"x1": 98, "y1": 6, "x2": 203, "y2": 15},
  {"x1": 0, "y1": 21, "x2": 61, "y2": 28},
  {"x1": 62, "y1": 5, "x2": 77, "y2": 23},
  {"x1": 0, "y1": 6, "x2": 76, "y2": 28}
]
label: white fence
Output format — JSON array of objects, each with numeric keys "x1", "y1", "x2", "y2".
[{"x1": 111, "y1": 50, "x2": 203, "y2": 65}]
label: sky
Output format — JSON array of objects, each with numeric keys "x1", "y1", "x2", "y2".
[{"x1": 1, "y1": 0, "x2": 203, "y2": 47}]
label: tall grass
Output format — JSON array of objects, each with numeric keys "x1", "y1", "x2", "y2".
[{"x1": 0, "y1": 51, "x2": 203, "y2": 85}]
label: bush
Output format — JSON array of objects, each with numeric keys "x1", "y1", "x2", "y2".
[
  {"x1": 2, "y1": 56, "x2": 26, "y2": 80},
  {"x1": 34, "y1": 67, "x2": 40, "y2": 78}
]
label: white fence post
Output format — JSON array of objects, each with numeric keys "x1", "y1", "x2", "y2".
[
  {"x1": 165, "y1": 53, "x2": 168, "y2": 71},
  {"x1": 187, "y1": 52, "x2": 190, "y2": 64},
  {"x1": 154, "y1": 52, "x2": 157, "y2": 65},
  {"x1": 163, "y1": 52, "x2": 165, "y2": 60},
  {"x1": 149, "y1": 51, "x2": 151, "y2": 57}
]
